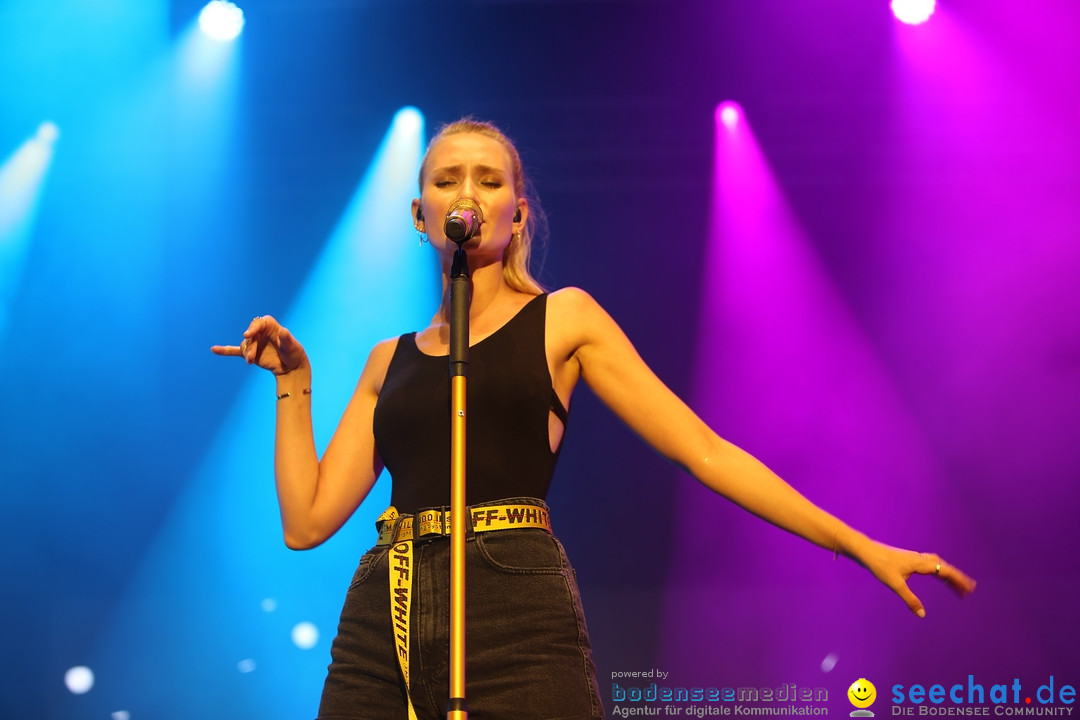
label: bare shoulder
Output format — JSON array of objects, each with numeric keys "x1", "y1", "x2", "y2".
[
  {"x1": 362, "y1": 335, "x2": 401, "y2": 395},
  {"x1": 548, "y1": 285, "x2": 599, "y2": 311},
  {"x1": 547, "y1": 286, "x2": 608, "y2": 328},
  {"x1": 368, "y1": 335, "x2": 401, "y2": 361},
  {"x1": 545, "y1": 287, "x2": 636, "y2": 378},
  {"x1": 548, "y1": 286, "x2": 619, "y2": 341}
]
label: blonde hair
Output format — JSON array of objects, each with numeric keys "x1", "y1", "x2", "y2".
[{"x1": 419, "y1": 119, "x2": 546, "y2": 294}]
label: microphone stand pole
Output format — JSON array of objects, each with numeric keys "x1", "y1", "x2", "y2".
[{"x1": 447, "y1": 242, "x2": 470, "y2": 720}]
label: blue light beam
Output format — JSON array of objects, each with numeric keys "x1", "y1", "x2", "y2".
[
  {"x1": 0, "y1": 122, "x2": 58, "y2": 342},
  {"x1": 92, "y1": 108, "x2": 431, "y2": 720}
]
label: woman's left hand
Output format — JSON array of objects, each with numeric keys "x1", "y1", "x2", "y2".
[{"x1": 859, "y1": 541, "x2": 976, "y2": 618}]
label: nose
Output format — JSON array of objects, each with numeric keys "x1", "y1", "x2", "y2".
[{"x1": 457, "y1": 175, "x2": 478, "y2": 200}]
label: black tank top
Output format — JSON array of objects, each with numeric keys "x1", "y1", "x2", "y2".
[{"x1": 373, "y1": 293, "x2": 569, "y2": 515}]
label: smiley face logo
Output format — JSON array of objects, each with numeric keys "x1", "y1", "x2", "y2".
[{"x1": 848, "y1": 678, "x2": 877, "y2": 709}]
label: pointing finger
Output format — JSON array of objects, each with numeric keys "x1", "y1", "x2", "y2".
[{"x1": 211, "y1": 344, "x2": 242, "y2": 357}]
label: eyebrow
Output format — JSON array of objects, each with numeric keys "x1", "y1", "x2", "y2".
[{"x1": 430, "y1": 164, "x2": 507, "y2": 176}]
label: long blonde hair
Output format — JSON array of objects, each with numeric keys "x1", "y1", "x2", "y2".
[{"x1": 419, "y1": 119, "x2": 546, "y2": 294}]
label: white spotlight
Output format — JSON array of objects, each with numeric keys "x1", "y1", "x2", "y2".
[
  {"x1": 891, "y1": 0, "x2": 935, "y2": 25},
  {"x1": 36, "y1": 121, "x2": 60, "y2": 145},
  {"x1": 393, "y1": 107, "x2": 424, "y2": 135},
  {"x1": 199, "y1": 1, "x2": 245, "y2": 41},
  {"x1": 716, "y1": 101, "x2": 742, "y2": 130},
  {"x1": 64, "y1": 666, "x2": 95, "y2": 694}
]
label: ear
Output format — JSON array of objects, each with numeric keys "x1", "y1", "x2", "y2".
[
  {"x1": 412, "y1": 198, "x2": 424, "y2": 229},
  {"x1": 513, "y1": 199, "x2": 528, "y2": 229}
]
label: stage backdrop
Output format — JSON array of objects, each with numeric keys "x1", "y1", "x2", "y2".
[{"x1": 1, "y1": 0, "x2": 1077, "y2": 718}]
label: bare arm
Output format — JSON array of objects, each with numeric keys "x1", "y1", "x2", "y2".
[
  {"x1": 213, "y1": 317, "x2": 393, "y2": 549},
  {"x1": 549, "y1": 287, "x2": 975, "y2": 616}
]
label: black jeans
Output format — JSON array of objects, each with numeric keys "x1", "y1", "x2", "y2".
[{"x1": 317, "y1": 498, "x2": 604, "y2": 720}]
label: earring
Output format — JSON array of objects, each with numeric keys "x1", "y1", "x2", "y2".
[{"x1": 416, "y1": 225, "x2": 427, "y2": 246}]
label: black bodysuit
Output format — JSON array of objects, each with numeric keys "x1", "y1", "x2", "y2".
[
  {"x1": 372, "y1": 293, "x2": 568, "y2": 515},
  {"x1": 320, "y1": 294, "x2": 603, "y2": 720}
]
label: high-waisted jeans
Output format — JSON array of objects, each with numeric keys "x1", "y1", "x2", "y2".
[{"x1": 317, "y1": 497, "x2": 604, "y2": 720}]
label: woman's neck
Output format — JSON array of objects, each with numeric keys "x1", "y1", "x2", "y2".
[{"x1": 435, "y1": 259, "x2": 518, "y2": 325}]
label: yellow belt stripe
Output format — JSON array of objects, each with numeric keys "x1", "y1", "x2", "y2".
[
  {"x1": 380, "y1": 507, "x2": 419, "y2": 720},
  {"x1": 390, "y1": 538, "x2": 418, "y2": 720}
]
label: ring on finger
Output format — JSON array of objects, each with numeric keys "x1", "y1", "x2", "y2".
[{"x1": 935, "y1": 562, "x2": 942, "y2": 575}]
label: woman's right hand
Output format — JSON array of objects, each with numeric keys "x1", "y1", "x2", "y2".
[{"x1": 211, "y1": 315, "x2": 308, "y2": 376}]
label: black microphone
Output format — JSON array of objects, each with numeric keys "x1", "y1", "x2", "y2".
[{"x1": 444, "y1": 199, "x2": 484, "y2": 243}]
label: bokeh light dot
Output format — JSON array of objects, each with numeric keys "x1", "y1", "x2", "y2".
[
  {"x1": 237, "y1": 658, "x2": 257, "y2": 673},
  {"x1": 64, "y1": 666, "x2": 95, "y2": 694},
  {"x1": 292, "y1": 621, "x2": 319, "y2": 649},
  {"x1": 261, "y1": 598, "x2": 277, "y2": 612},
  {"x1": 821, "y1": 653, "x2": 839, "y2": 673}
]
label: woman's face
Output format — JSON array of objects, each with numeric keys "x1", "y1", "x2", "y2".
[{"x1": 415, "y1": 132, "x2": 526, "y2": 259}]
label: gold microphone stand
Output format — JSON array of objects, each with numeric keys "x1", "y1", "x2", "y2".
[{"x1": 445, "y1": 208, "x2": 475, "y2": 720}]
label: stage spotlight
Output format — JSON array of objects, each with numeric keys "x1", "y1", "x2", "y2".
[
  {"x1": 891, "y1": 0, "x2": 935, "y2": 25},
  {"x1": 36, "y1": 121, "x2": 60, "y2": 145},
  {"x1": 393, "y1": 106, "x2": 424, "y2": 135},
  {"x1": 716, "y1": 101, "x2": 742, "y2": 130},
  {"x1": 198, "y1": 1, "x2": 245, "y2": 41}
]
